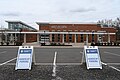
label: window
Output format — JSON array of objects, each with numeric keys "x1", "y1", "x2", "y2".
[
  {"x1": 57, "y1": 34, "x2": 60, "y2": 42},
  {"x1": 69, "y1": 34, "x2": 72, "y2": 42},
  {"x1": 81, "y1": 34, "x2": 84, "y2": 42},
  {"x1": 64, "y1": 34, "x2": 66, "y2": 42},
  {"x1": 76, "y1": 34, "x2": 78, "y2": 42},
  {"x1": 52, "y1": 34, "x2": 55, "y2": 42},
  {"x1": 40, "y1": 34, "x2": 50, "y2": 42},
  {"x1": 9, "y1": 23, "x2": 12, "y2": 29},
  {"x1": 92, "y1": 34, "x2": 94, "y2": 42}
]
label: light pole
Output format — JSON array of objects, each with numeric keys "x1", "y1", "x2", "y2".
[
  {"x1": 44, "y1": 31, "x2": 45, "y2": 45},
  {"x1": 1, "y1": 30, "x2": 4, "y2": 45},
  {"x1": 18, "y1": 28, "x2": 22, "y2": 46}
]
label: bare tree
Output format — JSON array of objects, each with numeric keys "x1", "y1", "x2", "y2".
[{"x1": 97, "y1": 17, "x2": 120, "y2": 28}]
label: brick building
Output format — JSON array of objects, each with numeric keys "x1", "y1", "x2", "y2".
[
  {"x1": 1, "y1": 21, "x2": 116, "y2": 45},
  {"x1": 37, "y1": 22, "x2": 117, "y2": 44}
]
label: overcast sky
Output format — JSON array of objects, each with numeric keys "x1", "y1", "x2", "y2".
[{"x1": 0, "y1": 0, "x2": 120, "y2": 30}]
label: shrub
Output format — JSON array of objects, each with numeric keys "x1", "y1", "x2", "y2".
[
  {"x1": 1, "y1": 42, "x2": 4, "y2": 45},
  {"x1": 15, "y1": 41, "x2": 23, "y2": 46},
  {"x1": 6, "y1": 42, "x2": 9, "y2": 45}
]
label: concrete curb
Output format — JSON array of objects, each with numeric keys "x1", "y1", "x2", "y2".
[{"x1": 0, "y1": 45, "x2": 120, "y2": 48}]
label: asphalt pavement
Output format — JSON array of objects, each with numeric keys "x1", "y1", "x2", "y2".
[
  {"x1": 0, "y1": 47, "x2": 120, "y2": 80},
  {"x1": 0, "y1": 47, "x2": 120, "y2": 64}
]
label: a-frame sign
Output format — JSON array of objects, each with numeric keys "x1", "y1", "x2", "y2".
[
  {"x1": 15, "y1": 46, "x2": 34, "y2": 70},
  {"x1": 83, "y1": 46, "x2": 102, "y2": 69}
]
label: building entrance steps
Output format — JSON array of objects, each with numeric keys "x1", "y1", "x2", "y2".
[
  {"x1": 22, "y1": 42, "x2": 40, "y2": 47},
  {"x1": 72, "y1": 43, "x2": 91, "y2": 47}
]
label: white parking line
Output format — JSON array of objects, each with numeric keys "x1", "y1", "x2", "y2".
[
  {"x1": 106, "y1": 63, "x2": 120, "y2": 65},
  {"x1": 53, "y1": 51, "x2": 57, "y2": 66},
  {"x1": 104, "y1": 51, "x2": 120, "y2": 57},
  {"x1": 0, "y1": 57, "x2": 17, "y2": 66},
  {"x1": 109, "y1": 66, "x2": 120, "y2": 72},
  {"x1": 101, "y1": 62, "x2": 107, "y2": 65},
  {"x1": 7, "y1": 62, "x2": 120, "y2": 65},
  {"x1": 32, "y1": 63, "x2": 82, "y2": 65},
  {"x1": 52, "y1": 51, "x2": 57, "y2": 77},
  {"x1": 101, "y1": 62, "x2": 120, "y2": 72},
  {"x1": 0, "y1": 51, "x2": 7, "y2": 54},
  {"x1": 57, "y1": 63, "x2": 82, "y2": 65},
  {"x1": 35, "y1": 63, "x2": 53, "y2": 65},
  {"x1": 4, "y1": 63, "x2": 16, "y2": 65}
]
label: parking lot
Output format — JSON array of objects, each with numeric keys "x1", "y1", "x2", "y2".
[{"x1": 0, "y1": 46, "x2": 120, "y2": 80}]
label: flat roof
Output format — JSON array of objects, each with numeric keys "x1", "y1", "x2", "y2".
[
  {"x1": 36, "y1": 22, "x2": 98, "y2": 25},
  {"x1": 6, "y1": 20, "x2": 37, "y2": 31}
]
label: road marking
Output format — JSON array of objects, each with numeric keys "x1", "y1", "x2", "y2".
[
  {"x1": 109, "y1": 66, "x2": 120, "y2": 72},
  {"x1": 53, "y1": 51, "x2": 57, "y2": 66},
  {"x1": 0, "y1": 51, "x2": 7, "y2": 54},
  {"x1": 5, "y1": 62, "x2": 120, "y2": 65},
  {"x1": 0, "y1": 57, "x2": 17, "y2": 66},
  {"x1": 35, "y1": 63, "x2": 53, "y2": 65},
  {"x1": 104, "y1": 51, "x2": 120, "y2": 57},
  {"x1": 106, "y1": 63, "x2": 120, "y2": 65},
  {"x1": 52, "y1": 51, "x2": 57, "y2": 77},
  {"x1": 4, "y1": 63, "x2": 16, "y2": 65},
  {"x1": 101, "y1": 62, "x2": 107, "y2": 65},
  {"x1": 57, "y1": 63, "x2": 82, "y2": 65},
  {"x1": 101, "y1": 62, "x2": 120, "y2": 72},
  {"x1": 35, "y1": 63, "x2": 82, "y2": 65}
]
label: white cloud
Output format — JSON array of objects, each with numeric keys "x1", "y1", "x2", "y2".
[
  {"x1": 0, "y1": 0, "x2": 120, "y2": 30},
  {"x1": 0, "y1": 12, "x2": 20, "y2": 16},
  {"x1": 69, "y1": 7, "x2": 96, "y2": 13}
]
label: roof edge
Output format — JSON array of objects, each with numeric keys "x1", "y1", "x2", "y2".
[
  {"x1": 6, "y1": 20, "x2": 37, "y2": 31},
  {"x1": 36, "y1": 22, "x2": 98, "y2": 25}
]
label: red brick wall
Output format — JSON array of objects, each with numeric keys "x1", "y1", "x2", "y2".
[
  {"x1": 26, "y1": 34, "x2": 37, "y2": 43},
  {"x1": 40, "y1": 24, "x2": 102, "y2": 32},
  {"x1": 39, "y1": 23, "x2": 117, "y2": 43},
  {"x1": 21, "y1": 29, "x2": 37, "y2": 43}
]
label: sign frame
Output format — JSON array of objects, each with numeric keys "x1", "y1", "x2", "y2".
[
  {"x1": 84, "y1": 46, "x2": 102, "y2": 69},
  {"x1": 15, "y1": 46, "x2": 34, "y2": 70}
]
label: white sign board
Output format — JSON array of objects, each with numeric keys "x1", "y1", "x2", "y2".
[
  {"x1": 15, "y1": 46, "x2": 33, "y2": 70},
  {"x1": 84, "y1": 46, "x2": 102, "y2": 69}
]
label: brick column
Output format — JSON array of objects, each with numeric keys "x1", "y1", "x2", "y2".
[
  {"x1": 50, "y1": 34, "x2": 52, "y2": 42},
  {"x1": 74, "y1": 34, "x2": 76, "y2": 43},
  {"x1": 108, "y1": 34, "x2": 110, "y2": 43},
  {"x1": 37, "y1": 34, "x2": 39, "y2": 43},
  {"x1": 86, "y1": 34, "x2": 88, "y2": 45}
]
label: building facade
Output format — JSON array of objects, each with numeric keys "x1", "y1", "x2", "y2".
[
  {"x1": 37, "y1": 22, "x2": 117, "y2": 44},
  {"x1": 1, "y1": 21, "x2": 117, "y2": 44},
  {"x1": 5, "y1": 21, "x2": 37, "y2": 43}
]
